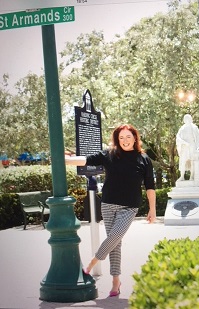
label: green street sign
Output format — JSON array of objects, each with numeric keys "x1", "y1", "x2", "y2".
[{"x1": 0, "y1": 6, "x2": 75, "y2": 31}]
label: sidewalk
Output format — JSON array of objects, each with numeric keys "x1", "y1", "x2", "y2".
[{"x1": 0, "y1": 218, "x2": 198, "y2": 309}]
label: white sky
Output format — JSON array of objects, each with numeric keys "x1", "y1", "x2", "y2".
[{"x1": 0, "y1": 0, "x2": 189, "y2": 92}]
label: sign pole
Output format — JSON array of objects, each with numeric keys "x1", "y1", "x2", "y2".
[
  {"x1": 39, "y1": 24, "x2": 97, "y2": 303},
  {"x1": 74, "y1": 90, "x2": 103, "y2": 275},
  {"x1": 88, "y1": 177, "x2": 102, "y2": 276}
]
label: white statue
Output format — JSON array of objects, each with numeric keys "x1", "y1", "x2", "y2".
[{"x1": 176, "y1": 114, "x2": 199, "y2": 182}]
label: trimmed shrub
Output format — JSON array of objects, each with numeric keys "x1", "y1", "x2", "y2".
[
  {"x1": 0, "y1": 166, "x2": 170, "y2": 229},
  {"x1": 129, "y1": 237, "x2": 199, "y2": 309},
  {"x1": 70, "y1": 187, "x2": 87, "y2": 221},
  {"x1": 0, "y1": 165, "x2": 87, "y2": 229},
  {"x1": 0, "y1": 165, "x2": 86, "y2": 193},
  {"x1": 0, "y1": 165, "x2": 51, "y2": 193},
  {"x1": 0, "y1": 193, "x2": 23, "y2": 229},
  {"x1": 137, "y1": 187, "x2": 171, "y2": 217}
]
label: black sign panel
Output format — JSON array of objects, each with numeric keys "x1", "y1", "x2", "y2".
[{"x1": 75, "y1": 89, "x2": 103, "y2": 176}]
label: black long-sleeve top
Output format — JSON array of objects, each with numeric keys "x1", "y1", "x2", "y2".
[{"x1": 86, "y1": 149, "x2": 155, "y2": 208}]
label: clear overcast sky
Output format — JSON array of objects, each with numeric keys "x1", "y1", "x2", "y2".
[{"x1": 0, "y1": 0, "x2": 188, "y2": 92}]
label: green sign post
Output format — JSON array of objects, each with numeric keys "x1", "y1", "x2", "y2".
[
  {"x1": 0, "y1": 6, "x2": 97, "y2": 303},
  {"x1": 0, "y1": 6, "x2": 75, "y2": 30}
]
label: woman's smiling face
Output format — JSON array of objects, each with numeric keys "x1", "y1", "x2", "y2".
[{"x1": 118, "y1": 129, "x2": 135, "y2": 151}]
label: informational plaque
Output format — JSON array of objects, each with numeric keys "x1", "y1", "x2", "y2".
[{"x1": 75, "y1": 89, "x2": 103, "y2": 176}]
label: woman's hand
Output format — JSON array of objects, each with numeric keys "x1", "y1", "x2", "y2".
[
  {"x1": 147, "y1": 209, "x2": 156, "y2": 224},
  {"x1": 146, "y1": 189, "x2": 156, "y2": 223}
]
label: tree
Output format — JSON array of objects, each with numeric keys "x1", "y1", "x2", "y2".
[
  {"x1": 1, "y1": 1, "x2": 199, "y2": 188},
  {"x1": 0, "y1": 73, "x2": 49, "y2": 157},
  {"x1": 118, "y1": 0, "x2": 199, "y2": 185},
  {"x1": 0, "y1": 74, "x2": 18, "y2": 157},
  {"x1": 59, "y1": 1, "x2": 199, "y2": 186}
]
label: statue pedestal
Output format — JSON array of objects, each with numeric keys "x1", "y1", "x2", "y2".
[
  {"x1": 164, "y1": 185, "x2": 199, "y2": 225},
  {"x1": 166, "y1": 114, "x2": 199, "y2": 225}
]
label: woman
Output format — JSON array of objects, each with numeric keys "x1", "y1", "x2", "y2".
[{"x1": 65, "y1": 124, "x2": 156, "y2": 297}]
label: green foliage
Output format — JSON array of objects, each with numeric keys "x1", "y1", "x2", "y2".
[
  {"x1": 0, "y1": 193, "x2": 23, "y2": 229},
  {"x1": 59, "y1": 1, "x2": 199, "y2": 186},
  {"x1": 70, "y1": 187, "x2": 87, "y2": 221},
  {"x1": 0, "y1": 165, "x2": 53, "y2": 193},
  {"x1": 137, "y1": 187, "x2": 170, "y2": 217},
  {"x1": 129, "y1": 237, "x2": 199, "y2": 309},
  {"x1": 0, "y1": 165, "x2": 87, "y2": 229},
  {"x1": 0, "y1": 73, "x2": 49, "y2": 157},
  {"x1": 0, "y1": 165, "x2": 86, "y2": 193},
  {"x1": 156, "y1": 188, "x2": 172, "y2": 216},
  {"x1": 1, "y1": 2, "x2": 199, "y2": 187},
  {"x1": 0, "y1": 165, "x2": 169, "y2": 229}
]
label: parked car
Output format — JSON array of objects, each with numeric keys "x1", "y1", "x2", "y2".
[{"x1": 17, "y1": 151, "x2": 49, "y2": 165}]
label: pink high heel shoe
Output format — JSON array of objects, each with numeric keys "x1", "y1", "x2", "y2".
[
  {"x1": 82, "y1": 268, "x2": 90, "y2": 275},
  {"x1": 109, "y1": 283, "x2": 121, "y2": 297}
]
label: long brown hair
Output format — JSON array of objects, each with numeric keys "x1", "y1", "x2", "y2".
[{"x1": 109, "y1": 124, "x2": 144, "y2": 156}]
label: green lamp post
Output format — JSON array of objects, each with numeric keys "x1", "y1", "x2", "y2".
[{"x1": 39, "y1": 24, "x2": 97, "y2": 302}]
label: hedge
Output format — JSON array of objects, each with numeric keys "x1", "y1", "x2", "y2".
[
  {"x1": 0, "y1": 165, "x2": 86, "y2": 193},
  {"x1": 0, "y1": 193, "x2": 23, "y2": 229},
  {"x1": 0, "y1": 165, "x2": 170, "y2": 230},
  {"x1": 129, "y1": 237, "x2": 199, "y2": 308}
]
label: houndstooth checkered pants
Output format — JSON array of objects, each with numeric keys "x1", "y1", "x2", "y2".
[{"x1": 95, "y1": 203, "x2": 138, "y2": 276}]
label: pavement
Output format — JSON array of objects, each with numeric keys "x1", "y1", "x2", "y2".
[{"x1": 0, "y1": 218, "x2": 198, "y2": 309}]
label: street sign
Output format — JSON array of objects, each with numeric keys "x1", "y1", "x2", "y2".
[{"x1": 0, "y1": 6, "x2": 75, "y2": 31}]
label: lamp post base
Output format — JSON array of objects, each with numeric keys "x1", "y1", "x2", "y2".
[
  {"x1": 40, "y1": 196, "x2": 98, "y2": 303},
  {"x1": 40, "y1": 275, "x2": 97, "y2": 303}
]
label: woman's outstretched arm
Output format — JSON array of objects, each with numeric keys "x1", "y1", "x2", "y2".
[{"x1": 65, "y1": 155, "x2": 86, "y2": 166}]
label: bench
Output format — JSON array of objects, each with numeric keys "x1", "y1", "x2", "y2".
[{"x1": 17, "y1": 191, "x2": 52, "y2": 230}]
